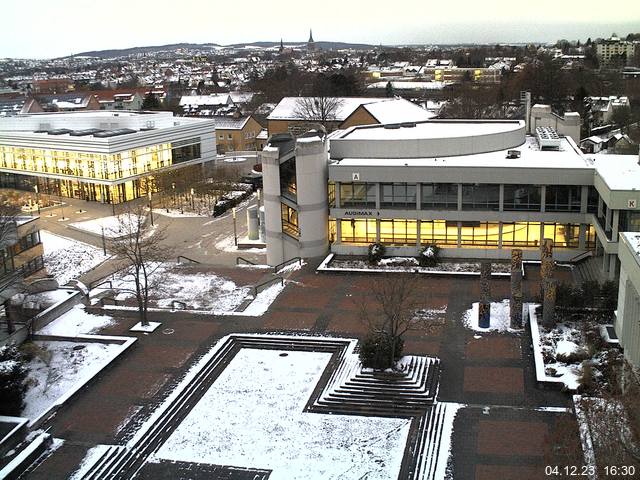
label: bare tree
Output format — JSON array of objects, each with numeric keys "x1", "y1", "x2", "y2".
[
  {"x1": 293, "y1": 96, "x2": 344, "y2": 130},
  {"x1": 358, "y1": 274, "x2": 422, "y2": 369},
  {"x1": 108, "y1": 205, "x2": 173, "y2": 326}
]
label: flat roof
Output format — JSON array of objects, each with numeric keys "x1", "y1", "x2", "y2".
[
  {"x1": 339, "y1": 120, "x2": 524, "y2": 141},
  {"x1": 332, "y1": 136, "x2": 590, "y2": 170},
  {"x1": 590, "y1": 154, "x2": 640, "y2": 191}
]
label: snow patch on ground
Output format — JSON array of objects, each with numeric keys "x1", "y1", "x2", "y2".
[
  {"x1": 40, "y1": 230, "x2": 109, "y2": 285},
  {"x1": 151, "y1": 349, "x2": 411, "y2": 480},
  {"x1": 130, "y1": 321, "x2": 161, "y2": 332},
  {"x1": 22, "y1": 340, "x2": 124, "y2": 420},
  {"x1": 69, "y1": 214, "x2": 145, "y2": 238},
  {"x1": 462, "y1": 300, "x2": 522, "y2": 333},
  {"x1": 240, "y1": 283, "x2": 285, "y2": 316},
  {"x1": 38, "y1": 305, "x2": 115, "y2": 337},
  {"x1": 69, "y1": 445, "x2": 114, "y2": 480}
]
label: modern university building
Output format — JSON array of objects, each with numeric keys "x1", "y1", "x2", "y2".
[
  {"x1": 0, "y1": 111, "x2": 216, "y2": 203},
  {"x1": 261, "y1": 120, "x2": 640, "y2": 277}
]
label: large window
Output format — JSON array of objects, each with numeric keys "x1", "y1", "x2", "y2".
[
  {"x1": 460, "y1": 222, "x2": 500, "y2": 247},
  {"x1": 340, "y1": 218, "x2": 376, "y2": 243},
  {"x1": 545, "y1": 185, "x2": 581, "y2": 212},
  {"x1": 381, "y1": 183, "x2": 416, "y2": 209},
  {"x1": 340, "y1": 182, "x2": 376, "y2": 208},
  {"x1": 421, "y1": 183, "x2": 458, "y2": 209},
  {"x1": 501, "y1": 222, "x2": 542, "y2": 247},
  {"x1": 543, "y1": 223, "x2": 580, "y2": 248},
  {"x1": 281, "y1": 203, "x2": 299, "y2": 237},
  {"x1": 619, "y1": 211, "x2": 640, "y2": 232},
  {"x1": 461, "y1": 184, "x2": 499, "y2": 211},
  {"x1": 379, "y1": 219, "x2": 417, "y2": 245},
  {"x1": 503, "y1": 185, "x2": 541, "y2": 211},
  {"x1": 587, "y1": 186, "x2": 599, "y2": 214},
  {"x1": 279, "y1": 157, "x2": 296, "y2": 201},
  {"x1": 171, "y1": 140, "x2": 201, "y2": 164},
  {"x1": 420, "y1": 220, "x2": 458, "y2": 246}
]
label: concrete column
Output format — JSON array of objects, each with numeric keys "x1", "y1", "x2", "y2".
[
  {"x1": 612, "y1": 210, "x2": 620, "y2": 239},
  {"x1": 335, "y1": 218, "x2": 342, "y2": 244},
  {"x1": 608, "y1": 255, "x2": 617, "y2": 281},
  {"x1": 457, "y1": 184, "x2": 463, "y2": 211},
  {"x1": 457, "y1": 222, "x2": 462, "y2": 248},
  {"x1": 510, "y1": 249, "x2": 524, "y2": 329},
  {"x1": 416, "y1": 183, "x2": 421, "y2": 210},
  {"x1": 580, "y1": 185, "x2": 589, "y2": 214},
  {"x1": 375, "y1": 183, "x2": 381, "y2": 210},
  {"x1": 602, "y1": 252, "x2": 609, "y2": 274},
  {"x1": 597, "y1": 196, "x2": 603, "y2": 218},
  {"x1": 540, "y1": 185, "x2": 546, "y2": 213},
  {"x1": 375, "y1": 218, "x2": 380, "y2": 242},
  {"x1": 605, "y1": 206, "x2": 612, "y2": 233},
  {"x1": 334, "y1": 182, "x2": 341, "y2": 208},
  {"x1": 499, "y1": 184, "x2": 504, "y2": 212},
  {"x1": 261, "y1": 148, "x2": 285, "y2": 266},
  {"x1": 416, "y1": 219, "x2": 421, "y2": 248},
  {"x1": 498, "y1": 223, "x2": 503, "y2": 249},
  {"x1": 578, "y1": 223, "x2": 587, "y2": 250}
]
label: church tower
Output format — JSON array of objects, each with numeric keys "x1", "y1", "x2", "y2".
[{"x1": 307, "y1": 29, "x2": 316, "y2": 52}]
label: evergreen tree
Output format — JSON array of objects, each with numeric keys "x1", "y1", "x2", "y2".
[
  {"x1": 0, "y1": 345, "x2": 29, "y2": 416},
  {"x1": 141, "y1": 92, "x2": 161, "y2": 110},
  {"x1": 385, "y1": 81, "x2": 394, "y2": 98}
]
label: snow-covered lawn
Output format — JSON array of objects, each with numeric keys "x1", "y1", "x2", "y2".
[
  {"x1": 538, "y1": 320, "x2": 586, "y2": 391},
  {"x1": 38, "y1": 305, "x2": 115, "y2": 337},
  {"x1": 151, "y1": 349, "x2": 411, "y2": 480},
  {"x1": 69, "y1": 214, "x2": 145, "y2": 238},
  {"x1": 462, "y1": 299, "x2": 523, "y2": 333},
  {"x1": 40, "y1": 230, "x2": 109, "y2": 285},
  {"x1": 21, "y1": 340, "x2": 124, "y2": 420},
  {"x1": 152, "y1": 208, "x2": 208, "y2": 218}
]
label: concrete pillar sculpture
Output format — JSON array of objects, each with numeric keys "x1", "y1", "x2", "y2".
[
  {"x1": 542, "y1": 279, "x2": 557, "y2": 328},
  {"x1": 479, "y1": 261, "x2": 492, "y2": 328},
  {"x1": 540, "y1": 238, "x2": 556, "y2": 328},
  {"x1": 510, "y1": 249, "x2": 523, "y2": 329},
  {"x1": 246, "y1": 206, "x2": 259, "y2": 240}
]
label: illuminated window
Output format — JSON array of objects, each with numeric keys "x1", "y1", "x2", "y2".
[
  {"x1": 379, "y1": 219, "x2": 417, "y2": 245},
  {"x1": 460, "y1": 222, "x2": 500, "y2": 247},
  {"x1": 420, "y1": 220, "x2": 458, "y2": 246},
  {"x1": 328, "y1": 182, "x2": 335, "y2": 208},
  {"x1": 281, "y1": 203, "x2": 299, "y2": 237},
  {"x1": 328, "y1": 218, "x2": 336, "y2": 243},
  {"x1": 502, "y1": 222, "x2": 541, "y2": 247},
  {"x1": 340, "y1": 218, "x2": 376, "y2": 243}
]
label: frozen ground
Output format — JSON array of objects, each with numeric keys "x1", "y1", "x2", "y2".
[
  {"x1": 38, "y1": 305, "x2": 115, "y2": 337},
  {"x1": 151, "y1": 349, "x2": 411, "y2": 479},
  {"x1": 463, "y1": 300, "x2": 522, "y2": 333},
  {"x1": 22, "y1": 340, "x2": 123, "y2": 420},
  {"x1": 69, "y1": 214, "x2": 145, "y2": 238},
  {"x1": 40, "y1": 230, "x2": 109, "y2": 285}
]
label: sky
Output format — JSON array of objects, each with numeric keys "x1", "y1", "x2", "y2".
[{"x1": 2, "y1": 0, "x2": 639, "y2": 58}]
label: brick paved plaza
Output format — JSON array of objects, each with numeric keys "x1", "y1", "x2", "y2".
[{"x1": 24, "y1": 261, "x2": 576, "y2": 479}]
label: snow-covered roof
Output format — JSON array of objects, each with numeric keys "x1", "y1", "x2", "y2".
[
  {"x1": 267, "y1": 97, "x2": 395, "y2": 121},
  {"x1": 179, "y1": 94, "x2": 233, "y2": 107},
  {"x1": 360, "y1": 99, "x2": 436, "y2": 124},
  {"x1": 211, "y1": 115, "x2": 251, "y2": 130},
  {"x1": 332, "y1": 136, "x2": 589, "y2": 170},
  {"x1": 590, "y1": 154, "x2": 640, "y2": 191}
]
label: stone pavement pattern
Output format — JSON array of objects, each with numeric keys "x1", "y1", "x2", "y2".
[{"x1": 24, "y1": 261, "x2": 575, "y2": 479}]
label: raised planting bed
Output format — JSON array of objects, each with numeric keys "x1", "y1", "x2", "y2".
[{"x1": 318, "y1": 253, "x2": 522, "y2": 277}]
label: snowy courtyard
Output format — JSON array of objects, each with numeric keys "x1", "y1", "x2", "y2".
[
  {"x1": 69, "y1": 214, "x2": 145, "y2": 238},
  {"x1": 151, "y1": 348, "x2": 411, "y2": 479},
  {"x1": 40, "y1": 230, "x2": 109, "y2": 285}
]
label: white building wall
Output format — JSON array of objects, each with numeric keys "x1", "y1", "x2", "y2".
[{"x1": 261, "y1": 147, "x2": 286, "y2": 266}]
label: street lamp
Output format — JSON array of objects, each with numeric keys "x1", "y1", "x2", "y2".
[
  {"x1": 101, "y1": 226, "x2": 107, "y2": 255},
  {"x1": 232, "y1": 207, "x2": 238, "y2": 246},
  {"x1": 190, "y1": 188, "x2": 195, "y2": 210},
  {"x1": 148, "y1": 191, "x2": 154, "y2": 226},
  {"x1": 34, "y1": 184, "x2": 40, "y2": 215}
]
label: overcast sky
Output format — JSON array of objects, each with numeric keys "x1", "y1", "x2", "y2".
[{"x1": 2, "y1": 0, "x2": 639, "y2": 58}]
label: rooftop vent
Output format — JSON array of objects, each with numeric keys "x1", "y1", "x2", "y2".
[
  {"x1": 506, "y1": 150, "x2": 521, "y2": 159},
  {"x1": 93, "y1": 128, "x2": 136, "y2": 138},
  {"x1": 69, "y1": 128, "x2": 104, "y2": 137},
  {"x1": 400, "y1": 122, "x2": 416, "y2": 128},
  {"x1": 535, "y1": 126, "x2": 561, "y2": 149},
  {"x1": 47, "y1": 129, "x2": 72, "y2": 135},
  {"x1": 383, "y1": 123, "x2": 401, "y2": 129}
]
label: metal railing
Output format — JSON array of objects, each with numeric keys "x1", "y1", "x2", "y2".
[
  {"x1": 177, "y1": 255, "x2": 201, "y2": 264},
  {"x1": 236, "y1": 256, "x2": 257, "y2": 266},
  {"x1": 252, "y1": 276, "x2": 283, "y2": 297},
  {"x1": 274, "y1": 257, "x2": 302, "y2": 274},
  {"x1": 569, "y1": 250, "x2": 593, "y2": 263}
]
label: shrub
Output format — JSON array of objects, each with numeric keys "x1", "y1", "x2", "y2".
[
  {"x1": 0, "y1": 345, "x2": 29, "y2": 416},
  {"x1": 418, "y1": 244, "x2": 440, "y2": 267},
  {"x1": 367, "y1": 243, "x2": 385, "y2": 265},
  {"x1": 359, "y1": 333, "x2": 404, "y2": 370},
  {"x1": 599, "y1": 281, "x2": 618, "y2": 310}
]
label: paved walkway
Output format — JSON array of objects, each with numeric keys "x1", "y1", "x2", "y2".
[{"x1": 24, "y1": 262, "x2": 577, "y2": 479}]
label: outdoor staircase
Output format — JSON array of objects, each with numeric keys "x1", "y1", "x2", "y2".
[{"x1": 573, "y1": 255, "x2": 603, "y2": 285}]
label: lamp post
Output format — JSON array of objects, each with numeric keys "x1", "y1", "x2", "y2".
[
  {"x1": 101, "y1": 226, "x2": 107, "y2": 255},
  {"x1": 190, "y1": 187, "x2": 195, "y2": 210},
  {"x1": 232, "y1": 207, "x2": 238, "y2": 246},
  {"x1": 34, "y1": 184, "x2": 40, "y2": 215},
  {"x1": 148, "y1": 191, "x2": 154, "y2": 226}
]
